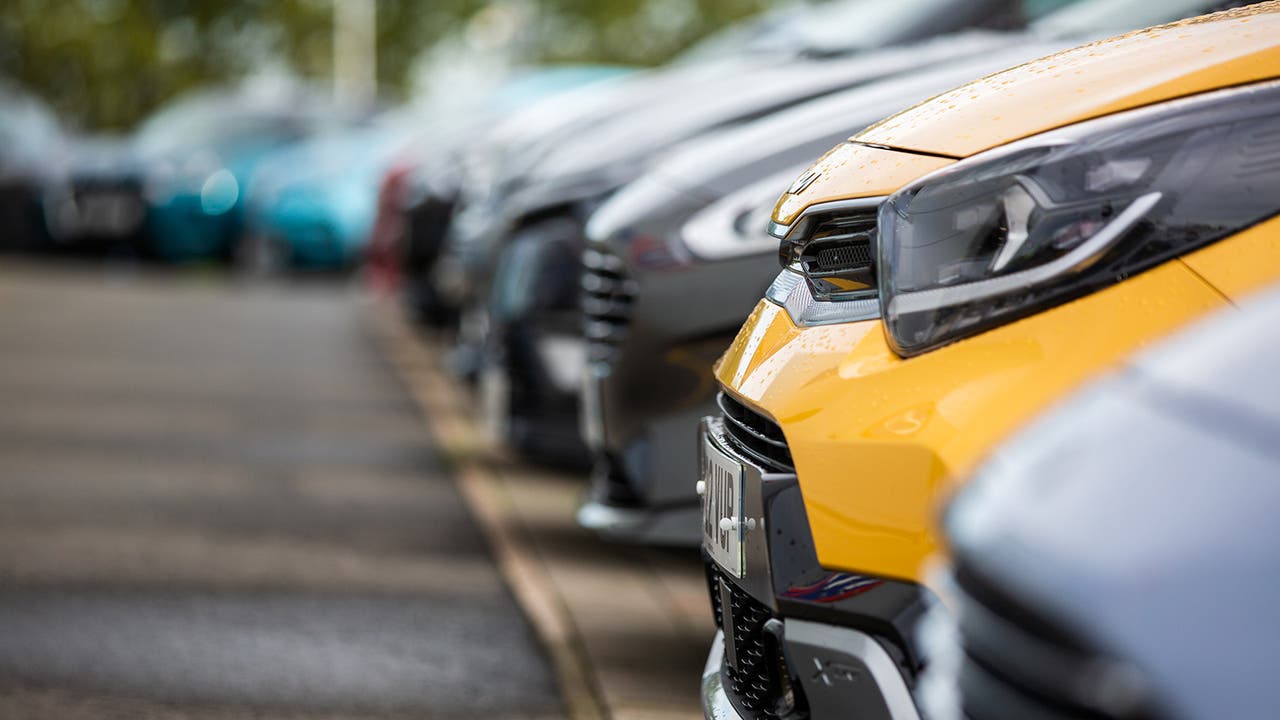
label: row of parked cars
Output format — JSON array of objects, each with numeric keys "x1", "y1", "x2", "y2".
[
  {"x1": 372, "y1": 0, "x2": 1280, "y2": 717},
  {"x1": 0, "y1": 68, "x2": 629, "y2": 270}
]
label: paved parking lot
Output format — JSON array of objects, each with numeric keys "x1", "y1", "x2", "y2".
[
  {"x1": 0, "y1": 263, "x2": 562, "y2": 719},
  {"x1": 0, "y1": 262, "x2": 711, "y2": 720}
]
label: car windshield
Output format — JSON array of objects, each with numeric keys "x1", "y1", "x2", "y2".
[{"x1": 1033, "y1": 0, "x2": 1260, "y2": 37}]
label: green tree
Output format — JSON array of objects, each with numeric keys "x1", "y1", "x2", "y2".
[{"x1": 0, "y1": 0, "x2": 771, "y2": 131}]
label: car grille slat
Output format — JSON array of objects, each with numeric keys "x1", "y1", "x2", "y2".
[
  {"x1": 581, "y1": 247, "x2": 635, "y2": 360},
  {"x1": 716, "y1": 396, "x2": 789, "y2": 450},
  {"x1": 584, "y1": 320, "x2": 628, "y2": 342},
  {"x1": 716, "y1": 392, "x2": 793, "y2": 473},
  {"x1": 580, "y1": 296, "x2": 631, "y2": 320}
]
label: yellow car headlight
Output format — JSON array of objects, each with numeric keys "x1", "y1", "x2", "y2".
[{"x1": 880, "y1": 80, "x2": 1280, "y2": 357}]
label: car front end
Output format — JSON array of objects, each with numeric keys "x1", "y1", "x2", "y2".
[
  {"x1": 575, "y1": 41, "x2": 1066, "y2": 546},
  {"x1": 579, "y1": 170, "x2": 789, "y2": 544},
  {"x1": 701, "y1": 6, "x2": 1280, "y2": 718},
  {"x1": 698, "y1": 402, "x2": 934, "y2": 720},
  {"x1": 41, "y1": 138, "x2": 146, "y2": 252}
]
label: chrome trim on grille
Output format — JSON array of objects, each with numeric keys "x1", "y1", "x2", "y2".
[
  {"x1": 768, "y1": 196, "x2": 886, "y2": 243},
  {"x1": 763, "y1": 195, "x2": 886, "y2": 327},
  {"x1": 764, "y1": 269, "x2": 880, "y2": 327},
  {"x1": 763, "y1": 269, "x2": 804, "y2": 306}
]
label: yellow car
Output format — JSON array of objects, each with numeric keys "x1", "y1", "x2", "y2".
[{"x1": 700, "y1": 4, "x2": 1280, "y2": 720}]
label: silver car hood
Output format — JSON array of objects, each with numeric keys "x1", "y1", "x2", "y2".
[
  {"x1": 949, "y1": 286, "x2": 1280, "y2": 720},
  {"x1": 587, "y1": 39, "x2": 1070, "y2": 263},
  {"x1": 646, "y1": 39, "x2": 1069, "y2": 198},
  {"x1": 523, "y1": 30, "x2": 1014, "y2": 193}
]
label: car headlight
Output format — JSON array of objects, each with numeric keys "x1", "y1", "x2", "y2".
[{"x1": 879, "y1": 81, "x2": 1280, "y2": 357}]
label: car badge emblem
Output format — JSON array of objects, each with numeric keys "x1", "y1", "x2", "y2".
[{"x1": 788, "y1": 169, "x2": 820, "y2": 195}]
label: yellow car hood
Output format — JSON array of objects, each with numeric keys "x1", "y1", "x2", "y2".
[{"x1": 858, "y1": 3, "x2": 1280, "y2": 159}]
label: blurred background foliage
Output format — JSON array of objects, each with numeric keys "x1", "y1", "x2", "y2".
[{"x1": 0, "y1": 0, "x2": 772, "y2": 131}]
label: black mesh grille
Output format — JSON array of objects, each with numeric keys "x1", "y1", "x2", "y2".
[
  {"x1": 951, "y1": 564, "x2": 1157, "y2": 720},
  {"x1": 581, "y1": 247, "x2": 635, "y2": 362},
  {"x1": 789, "y1": 208, "x2": 879, "y2": 299},
  {"x1": 815, "y1": 242, "x2": 874, "y2": 272},
  {"x1": 706, "y1": 560, "x2": 790, "y2": 720},
  {"x1": 717, "y1": 392, "x2": 793, "y2": 473}
]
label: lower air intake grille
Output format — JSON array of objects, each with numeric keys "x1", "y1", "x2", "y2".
[
  {"x1": 795, "y1": 207, "x2": 879, "y2": 300},
  {"x1": 707, "y1": 560, "x2": 792, "y2": 720},
  {"x1": 815, "y1": 242, "x2": 874, "y2": 272},
  {"x1": 717, "y1": 392, "x2": 793, "y2": 473}
]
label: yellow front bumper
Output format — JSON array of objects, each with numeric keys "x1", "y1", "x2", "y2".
[{"x1": 713, "y1": 232, "x2": 1275, "y2": 581}]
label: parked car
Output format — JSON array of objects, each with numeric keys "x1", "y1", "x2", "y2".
[
  {"x1": 0, "y1": 85, "x2": 64, "y2": 252},
  {"x1": 463, "y1": 0, "x2": 1083, "y2": 464},
  {"x1": 42, "y1": 136, "x2": 146, "y2": 253},
  {"x1": 573, "y1": 42, "x2": 1074, "y2": 546},
  {"x1": 385, "y1": 65, "x2": 634, "y2": 322},
  {"x1": 922, "y1": 282, "x2": 1280, "y2": 720},
  {"x1": 243, "y1": 116, "x2": 415, "y2": 271},
  {"x1": 700, "y1": 5, "x2": 1279, "y2": 719},
  {"x1": 133, "y1": 87, "x2": 332, "y2": 263}
]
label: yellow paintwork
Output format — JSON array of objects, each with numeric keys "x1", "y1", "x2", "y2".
[
  {"x1": 727, "y1": 4, "x2": 1280, "y2": 582},
  {"x1": 857, "y1": 3, "x2": 1280, "y2": 158},
  {"x1": 773, "y1": 143, "x2": 950, "y2": 226},
  {"x1": 1180, "y1": 220, "x2": 1280, "y2": 302},
  {"x1": 716, "y1": 237, "x2": 1272, "y2": 580}
]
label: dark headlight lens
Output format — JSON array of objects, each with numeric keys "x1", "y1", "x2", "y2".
[{"x1": 879, "y1": 81, "x2": 1280, "y2": 357}]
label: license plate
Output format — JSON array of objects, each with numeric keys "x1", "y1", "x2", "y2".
[
  {"x1": 702, "y1": 434, "x2": 744, "y2": 577},
  {"x1": 80, "y1": 193, "x2": 142, "y2": 233}
]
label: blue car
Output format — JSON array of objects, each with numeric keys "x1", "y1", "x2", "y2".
[
  {"x1": 244, "y1": 120, "x2": 411, "y2": 270},
  {"x1": 133, "y1": 88, "x2": 332, "y2": 263},
  {"x1": 245, "y1": 65, "x2": 632, "y2": 272}
]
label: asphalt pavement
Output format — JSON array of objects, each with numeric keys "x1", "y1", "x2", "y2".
[{"x1": 0, "y1": 262, "x2": 564, "y2": 719}]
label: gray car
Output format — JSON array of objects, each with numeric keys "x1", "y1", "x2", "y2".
[{"x1": 922, "y1": 282, "x2": 1280, "y2": 720}]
